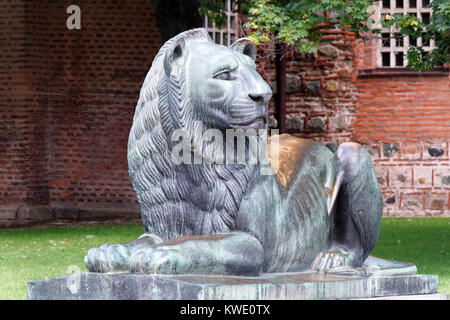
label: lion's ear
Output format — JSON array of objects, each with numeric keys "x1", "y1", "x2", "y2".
[
  {"x1": 164, "y1": 38, "x2": 186, "y2": 76},
  {"x1": 230, "y1": 38, "x2": 257, "y2": 61}
]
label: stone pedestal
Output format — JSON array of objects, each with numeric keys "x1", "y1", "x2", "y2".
[{"x1": 27, "y1": 271, "x2": 438, "y2": 300}]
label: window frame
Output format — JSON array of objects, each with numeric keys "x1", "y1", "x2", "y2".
[
  {"x1": 377, "y1": 0, "x2": 435, "y2": 68},
  {"x1": 203, "y1": 0, "x2": 240, "y2": 47}
]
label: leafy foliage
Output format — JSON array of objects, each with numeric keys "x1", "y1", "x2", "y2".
[
  {"x1": 194, "y1": 0, "x2": 449, "y2": 71},
  {"x1": 408, "y1": 0, "x2": 450, "y2": 70}
]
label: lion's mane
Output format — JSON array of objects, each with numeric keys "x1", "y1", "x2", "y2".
[{"x1": 127, "y1": 29, "x2": 259, "y2": 240}]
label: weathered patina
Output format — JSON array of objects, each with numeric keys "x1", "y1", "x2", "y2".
[{"x1": 84, "y1": 28, "x2": 383, "y2": 276}]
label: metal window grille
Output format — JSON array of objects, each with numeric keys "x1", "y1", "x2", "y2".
[
  {"x1": 378, "y1": 0, "x2": 435, "y2": 67},
  {"x1": 204, "y1": 0, "x2": 239, "y2": 46}
]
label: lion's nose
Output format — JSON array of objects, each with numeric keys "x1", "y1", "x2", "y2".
[
  {"x1": 247, "y1": 69, "x2": 273, "y2": 105},
  {"x1": 249, "y1": 92, "x2": 272, "y2": 105}
]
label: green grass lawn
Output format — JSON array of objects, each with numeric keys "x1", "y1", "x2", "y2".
[
  {"x1": 0, "y1": 223, "x2": 144, "y2": 300},
  {"x1": 0, "y1": 217, "x2": 449, "y2": 300},
  {"x1": 371, "y1": 217, "x2": 450, "y2": 294}
]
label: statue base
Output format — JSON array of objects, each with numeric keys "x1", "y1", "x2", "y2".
[{"x1": 27, "y1": 258, "x2": 438, "y2": 300}]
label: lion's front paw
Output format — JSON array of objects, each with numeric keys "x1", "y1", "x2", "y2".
[
  {"x1": 84, "y1": 246, "x2": 108, "y2": 273},
  {"x1": 130, "y1": 246, "x2": 188, "y2": 274},
  {"x1": 84, "y1": 244, "x2": 131, "y2": 273},
  {"x1": 312, "y1": 248, "x2": 358, "y2": 274}
]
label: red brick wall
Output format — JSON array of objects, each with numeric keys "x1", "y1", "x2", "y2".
[
  {"x1": 355, "y1": 74, "x2": 450, "y2": 217},
  {"x1": 0, "y1": 1, "x2": 50, "y2": 225},
  {"x1": 356, "y1": 38, "x2": 378, "y2": 70},
  {"x1": 354, "y1": 29, "x2": 450, "y2": 217},
  {"x1": 0, "y1": 1, "x2": 162, "y2": 226}
]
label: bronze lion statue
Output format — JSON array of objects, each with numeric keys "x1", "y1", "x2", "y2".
[{"x1": 84, "y1": 28, "x2": 382, "y2": 276}]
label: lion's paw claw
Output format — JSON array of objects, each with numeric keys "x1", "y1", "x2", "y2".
[
  {"x1": 84, "y1": 244, "x2": 131, "y2": 273},
  {"x1": 130, "y1": 247, "x2": 186, "y2": 274},
  {"x1": 312, "y1": 248, "x2": 357, "y2": 274}
]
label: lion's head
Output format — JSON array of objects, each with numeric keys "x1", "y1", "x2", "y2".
[{"x1": 127, "y1": 28, "x2": 272, "y2": 239}]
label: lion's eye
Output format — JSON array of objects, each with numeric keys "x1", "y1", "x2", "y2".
[{"x1": 214, "y1": 71, "x2": 231, "y2": 81}]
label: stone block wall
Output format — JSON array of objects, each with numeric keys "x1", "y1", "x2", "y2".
[{"x1": 257, "y1": 25, "x2": 360, "y2": 147}]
